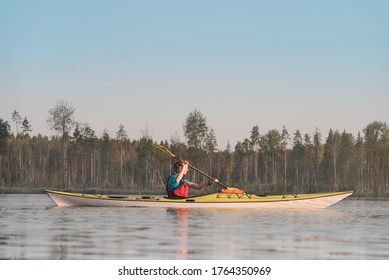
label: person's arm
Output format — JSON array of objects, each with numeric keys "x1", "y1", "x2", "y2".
[{"x1": 188, "y1": 178, "x2": 219, "y2": 189}]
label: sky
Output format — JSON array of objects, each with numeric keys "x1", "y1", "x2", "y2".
[{"x1": 1, "y1": 0, "x2": 388, "y2": 149}]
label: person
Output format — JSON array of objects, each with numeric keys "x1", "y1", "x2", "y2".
[{"x1": 166, "y1": 160, "x2": 219, "y2": 198}]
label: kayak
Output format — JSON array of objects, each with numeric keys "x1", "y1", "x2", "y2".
[{"x1": 46, "y1": 189, "x2": 353, "y2": 209}]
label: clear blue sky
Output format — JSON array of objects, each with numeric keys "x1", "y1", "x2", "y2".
[{"x1": 1, "y1": 0, "x2": 388, "y2": 148}]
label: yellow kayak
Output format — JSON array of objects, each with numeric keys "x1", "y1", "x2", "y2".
[{"x1": 46, "y1": 189, "x2": 353, "y2": 209}]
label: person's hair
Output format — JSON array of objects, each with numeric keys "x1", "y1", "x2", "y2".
[{"x1": 174, "y1": 161, "x2": 183, "y2": 172}]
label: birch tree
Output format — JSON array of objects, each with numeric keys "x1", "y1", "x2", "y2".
[{"x1": 47, "y1": 100, "x2": 75, "y2": 187}]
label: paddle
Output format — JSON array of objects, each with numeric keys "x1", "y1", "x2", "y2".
[{"x1": 153, "y1": 143, "x2": 230, "y2": 189}]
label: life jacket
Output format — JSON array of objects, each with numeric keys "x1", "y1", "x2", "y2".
[{"x1": 166, "y1": 175, "x2": 189, "y2": 198}]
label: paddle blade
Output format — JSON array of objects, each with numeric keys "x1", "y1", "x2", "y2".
[{"x1": 153, "y1": 144, "x2": 177, "y2": 158}]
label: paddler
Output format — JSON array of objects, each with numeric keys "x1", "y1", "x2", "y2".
[{"x1": 166, "y1": 160, "x2": 218, "y2": 198}]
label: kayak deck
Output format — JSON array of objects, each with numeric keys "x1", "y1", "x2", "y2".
[{"x1": 46, "y1": 189, "x2": 353, "y2": 209}]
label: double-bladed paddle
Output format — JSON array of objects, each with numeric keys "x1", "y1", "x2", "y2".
[{"x1": 154, "y1": 143, "x2": 229, "y2": 189}]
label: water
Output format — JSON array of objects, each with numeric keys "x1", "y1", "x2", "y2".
[{"x1": 1, "y1": 194, "x2": 388, "y2": 260}]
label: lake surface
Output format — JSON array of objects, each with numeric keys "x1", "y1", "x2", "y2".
[{"x1": 0, "y1": 194, "x2": 388, "y2": 260}]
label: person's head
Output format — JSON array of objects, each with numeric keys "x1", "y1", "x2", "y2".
[
  {"x1": 174, "y1": 161, "x2": 189, "y2": 174},
  {"x1": 174, "y1": 161, "x2": 183, "y2": 173}
]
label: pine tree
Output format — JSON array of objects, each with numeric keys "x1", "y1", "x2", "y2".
[
  {"x1": 281, "y1": 126, "x2": 290, "y2": 188},
  {"x1": 205, "y1": 128, "x2": 218, "y2": 174},
  {"x1": 183, "y1": 110, "x2": 208, "y2": 150},
  {"x1": 250, "y1": 125, "x2": 261, "y2": 184},
  {"x1": 0, "y1": 119, "x2": 10, "y2": 186},
  {"x1": 116, "y1": 124, "x2": 128, "y2": 185},
  {"x1": 11, "y1": 110, "x2": 22, "y2": 135},
  {"x1": 22, "y1": 117, "x2": 32, "y2": 136}
]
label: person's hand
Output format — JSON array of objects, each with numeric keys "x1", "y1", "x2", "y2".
[
  {"x1": 209, "y1": 178, "x2": 218, "y2": 185},
  {"x1": 182, "y1": 160, "x2": 189, "y2": 173}
]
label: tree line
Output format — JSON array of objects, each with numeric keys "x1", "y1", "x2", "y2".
[{"x1": 1, "y1": 101, "x2": 388, "y2": 196}]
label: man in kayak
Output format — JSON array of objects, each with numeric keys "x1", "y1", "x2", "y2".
[{"x1": 166, "y1": 160, "x2": 219, "y2": 198}]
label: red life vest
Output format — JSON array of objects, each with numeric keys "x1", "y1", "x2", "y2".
[{"x1": 166, "y1": 175, "x2": 189, "y2": 198}]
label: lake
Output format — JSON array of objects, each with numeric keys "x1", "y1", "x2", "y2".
[{"x1": 1, "y1": 194, "x2": 388, "y2": 260}]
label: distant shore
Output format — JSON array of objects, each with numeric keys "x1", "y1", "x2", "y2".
[
  {"x1": 0, "y1": 186, "x2": 163, "y2": 195},
  {"x1": 1, "y1": 186, "x2": 389, "y2": 199}
]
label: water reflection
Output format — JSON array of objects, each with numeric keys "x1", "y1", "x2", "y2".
[
  {"x1": 1, "y1": 195, "x2": 389, "y2": 259},
  {"x1": 167, "y1": 208, "x2": 189, "y2": 259}
]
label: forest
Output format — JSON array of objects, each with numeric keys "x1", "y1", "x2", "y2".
[{"x1": 1, "y1": 100, "x2": 388, "y2": 196}]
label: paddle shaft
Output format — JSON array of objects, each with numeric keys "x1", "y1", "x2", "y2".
[
  {"x1": 154, "y1": 144, "x2": 228, "y2": 189},
  {"x1": 178, "y1": 158, "x2": 228, "y2": 189}
]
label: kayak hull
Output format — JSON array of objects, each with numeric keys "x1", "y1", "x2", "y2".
[{"x1": 46, "y1": 190, "x2": 353, "y2": 209}]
